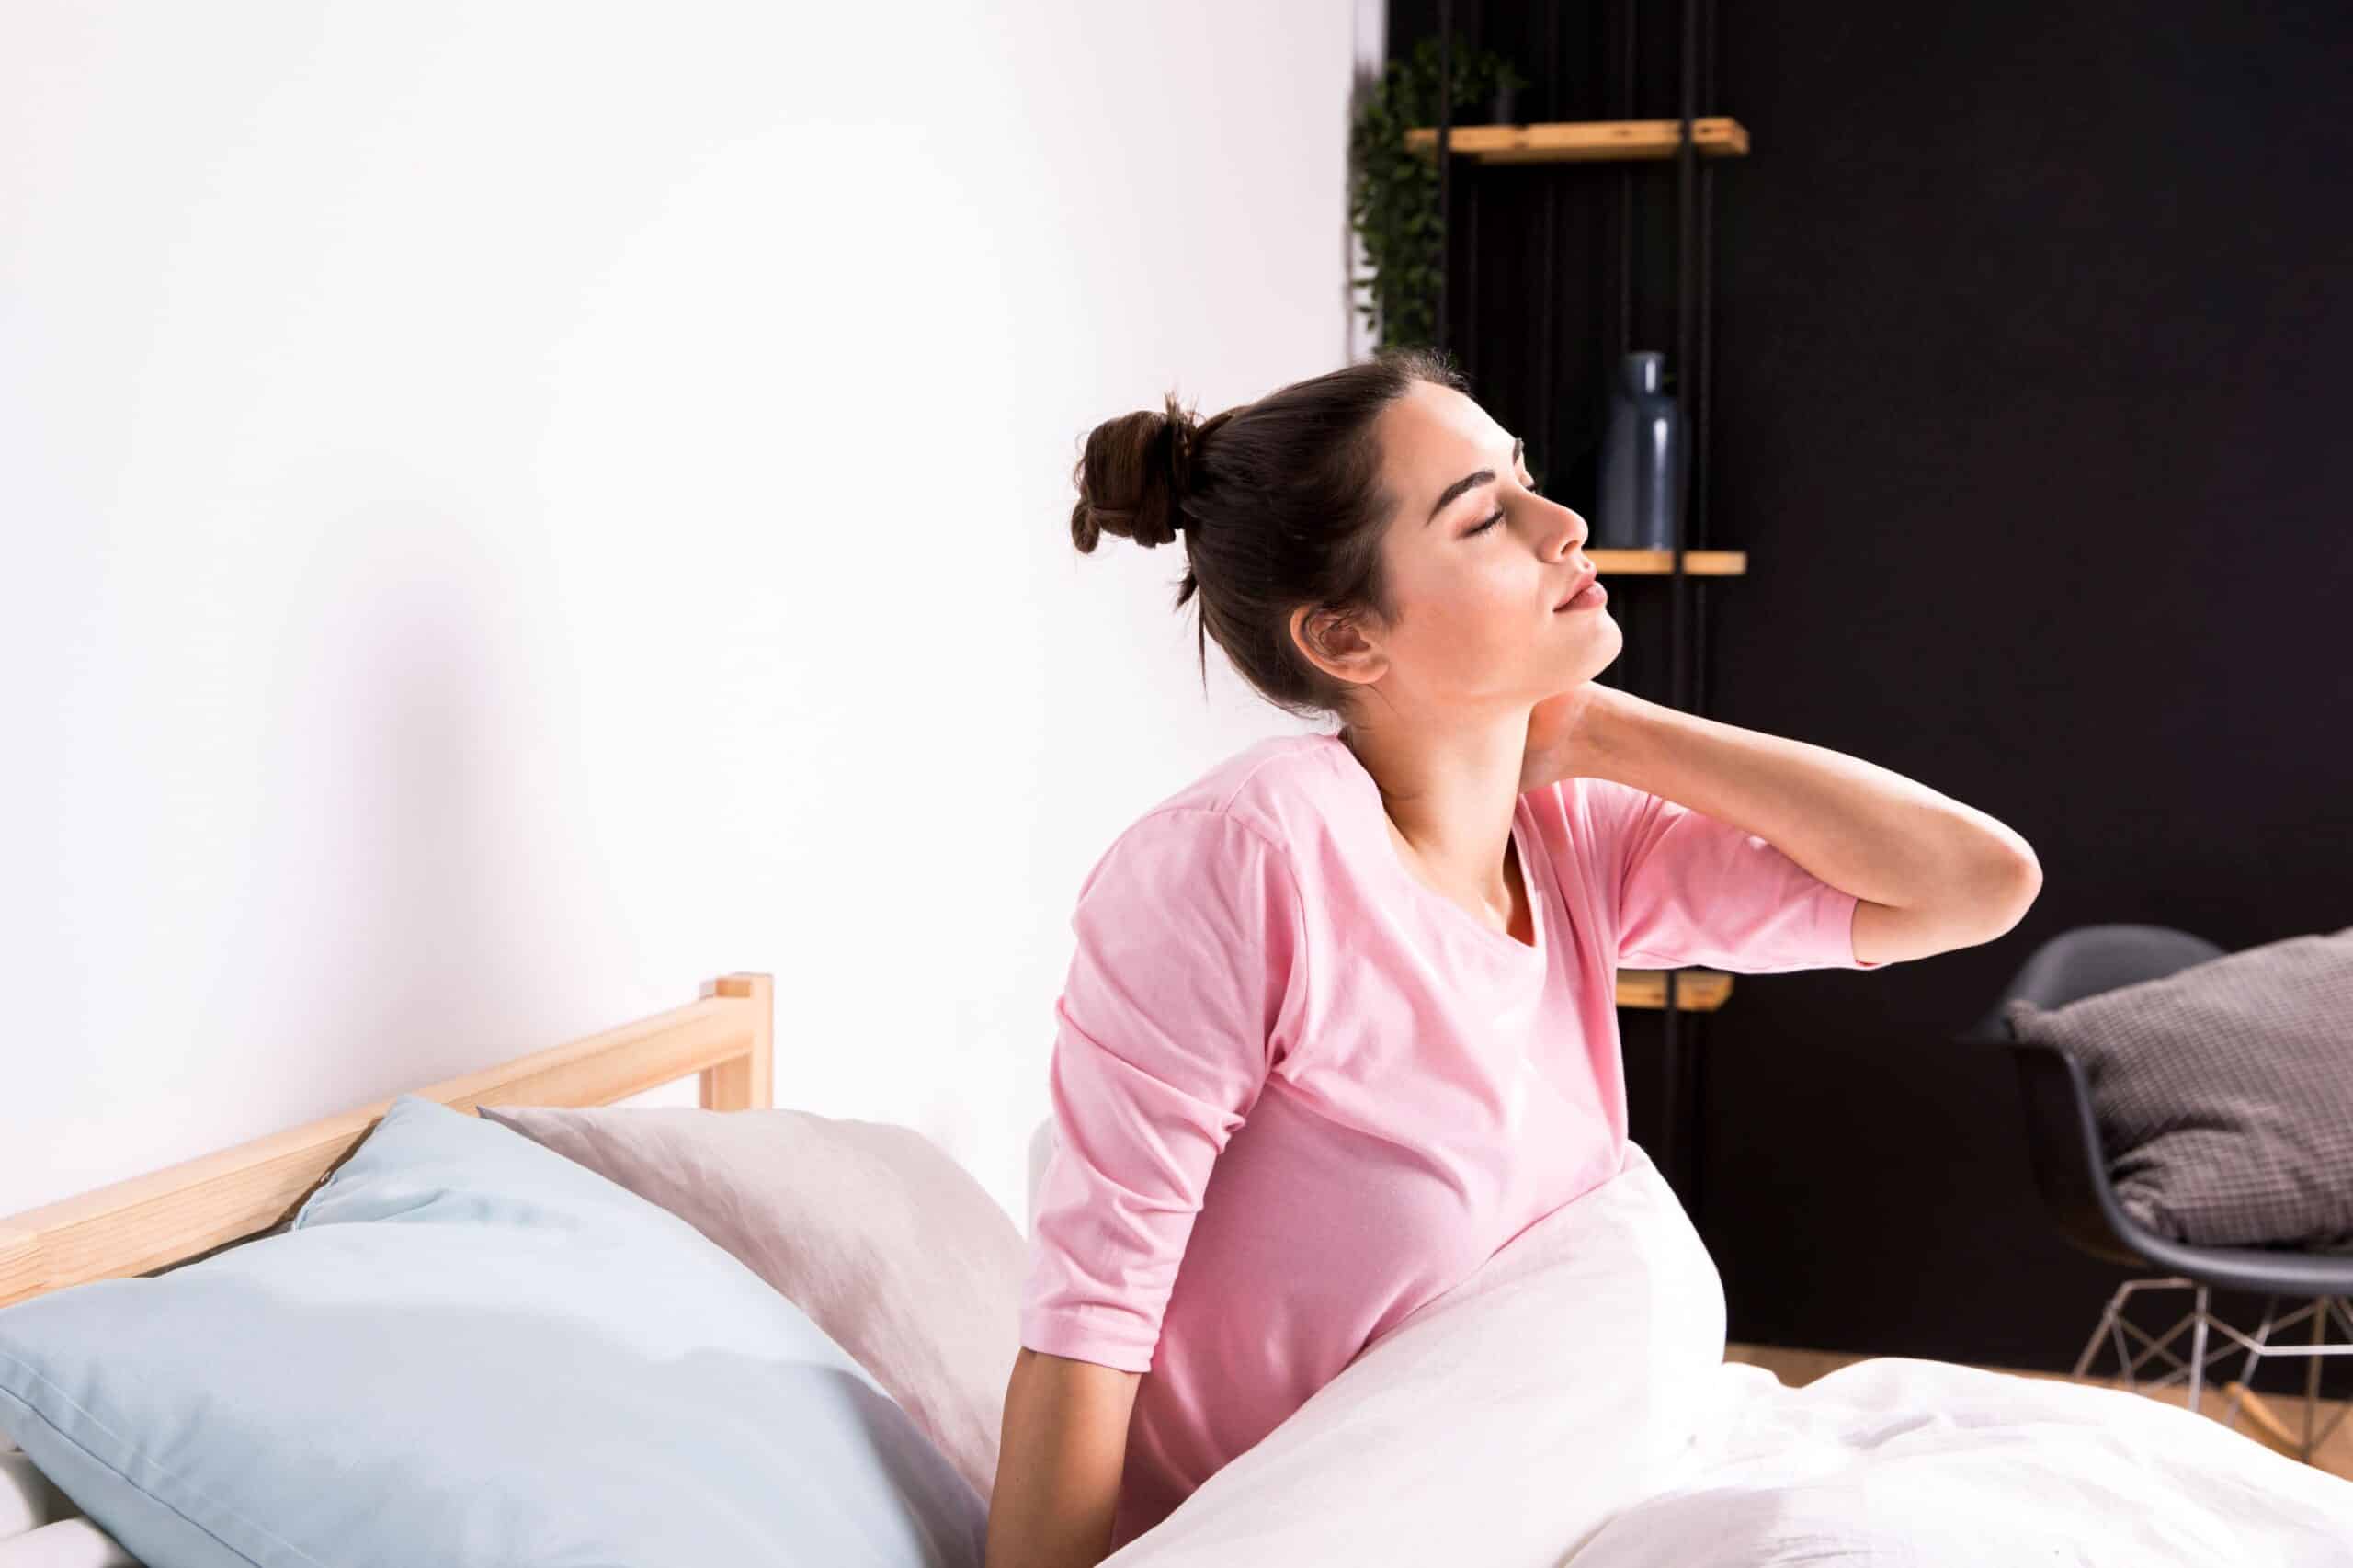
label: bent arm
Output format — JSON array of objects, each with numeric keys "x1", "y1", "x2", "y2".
[{"x1": 1567, "y1": 687, "x2": 2042, "y2": 960}]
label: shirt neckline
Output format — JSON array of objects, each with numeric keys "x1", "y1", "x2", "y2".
[{"x1": 1313, "y1": 733, "x2": 1549, "y2": 962}]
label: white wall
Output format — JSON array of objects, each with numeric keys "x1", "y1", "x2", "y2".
[{"x1": 1, "y1": 1, "x2": 1379, "y2": 1233}]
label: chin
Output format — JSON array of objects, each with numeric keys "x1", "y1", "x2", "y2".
[{"x1": 1573, "y1": 624, "x2": 1622, "y2": 680}]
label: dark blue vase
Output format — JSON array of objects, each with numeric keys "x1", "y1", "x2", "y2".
[{"x1": 1595, "y1": 351, "x2": 1686, "y2": 551}]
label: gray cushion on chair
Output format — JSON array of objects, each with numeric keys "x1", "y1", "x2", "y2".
[{"x1": 2003, "y1": 926, "x2": 2353, "y2": 1254}]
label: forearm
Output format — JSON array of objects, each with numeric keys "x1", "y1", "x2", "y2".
[
  {"x1": 986, "y1": 1348, "x2": 1137, "y2": 1568},
  {"x1": 1572, "y1": 688, "x2": 2039, "y2": 924}
]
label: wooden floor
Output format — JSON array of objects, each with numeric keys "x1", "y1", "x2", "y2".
[{"x1": 1725, "y1": 1342, "x2": 2352, "y2": 1481}]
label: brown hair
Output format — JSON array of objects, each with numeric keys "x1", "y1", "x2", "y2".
[{"x1": 1068, "y1": 345, "x2": 1470, "y2": 723}]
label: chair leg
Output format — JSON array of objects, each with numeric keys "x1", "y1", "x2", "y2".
[
  {"x1": 2073, "y1": 1284, "x2": 2128, "y2": 1380},
  {"x1": 2269, "y1": 1296, "x2": 2353, "y2": 1465},
  {"x1": 2188, "y1": 1284, "x2": 2211, "y2": 1415},
  {"x1": 2303, "y1": 1294, "x2": 2325, "y2": 1459},
  {"x1": 2217, "y1": 1295, "x2": 2279, "y2": 1435},
  {"x1": 2219, "y1": 1296, "x2": 2352, "y2": 1466},
  {"x1": 2081, "y1": 1278, "x2": 2200, "y2": 1392},
  {"x1": 2079, "y1": 1284, "x2": 2353, "y2": 1464},
  {"x1": 2314, "y1": 1300, "x2": 2353, "y2": 1455}
]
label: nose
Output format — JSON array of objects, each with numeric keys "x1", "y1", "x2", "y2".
[{"x1": 1555, "y1": 505, "x2": 1588, "y2": 554}]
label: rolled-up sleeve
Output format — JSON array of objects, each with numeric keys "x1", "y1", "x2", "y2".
[
  {"x1": 1589, "y1": 778, "x2": 1885, "y2": 973},
  {"x1": 1019, "y1": 808, "x2": 1309, "y2": 1372}
]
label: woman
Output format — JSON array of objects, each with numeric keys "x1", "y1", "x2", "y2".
[{"x1": 984, "y1": 347, "x2": 2040, "y2": 1568}]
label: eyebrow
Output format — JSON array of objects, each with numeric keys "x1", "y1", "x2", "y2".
[{"x1": 1425, "y1": 437, "x2": 1525, "y2": 526}]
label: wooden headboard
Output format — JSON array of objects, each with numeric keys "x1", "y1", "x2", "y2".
[{"x1": 0, "y1": 972, "x2": 775, "y2": 1309}]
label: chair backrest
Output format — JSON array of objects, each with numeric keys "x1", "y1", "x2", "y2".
[
  {"x1": 1965, "y1": 924, "x2": 2224, "y2": 1268},
  {"x1": 1958, "y1": 923, "x2": 2226, "y2": 1043}
]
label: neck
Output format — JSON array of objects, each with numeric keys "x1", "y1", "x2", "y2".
[{"x1": 1339, "y1": 713, "x2": 1530, "y2": 908}]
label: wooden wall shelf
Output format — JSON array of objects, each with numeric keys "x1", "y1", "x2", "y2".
[
  {"x1": 1616, "y1": 970, "x2": 1733, "y2": 1012},
  {"x1": 1404, "y1": 118, "x2": 1751, "y2": 165},
  {"x1": 1590, "y1": 549, "x2": 1745, "y2": 576}
]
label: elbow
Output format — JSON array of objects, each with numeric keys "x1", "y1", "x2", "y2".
[
  {"x1": 1863, "y1": 838, "x2": 2041, "y2": 964},
  {"x1": 1963, "y1": 843, "x2": 2043, "y2": 942}
]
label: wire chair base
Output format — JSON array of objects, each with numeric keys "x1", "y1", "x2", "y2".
[{"x1": 2073, "y1": 1278, "x2": 2353, "y2": 1464}]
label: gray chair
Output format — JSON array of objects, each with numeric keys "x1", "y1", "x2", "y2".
[{"x1": 1960, "y1": 923, "x2": 2353, "y2": 1462}]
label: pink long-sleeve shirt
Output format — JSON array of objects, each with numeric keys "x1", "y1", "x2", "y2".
[{"x1": 1019, "y1": 731, "x2": 1882, "y2": 1552}]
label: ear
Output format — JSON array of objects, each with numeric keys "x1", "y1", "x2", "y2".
[{"x1": 1290, "y1": 604, "x2": 1388, "y2": 691}]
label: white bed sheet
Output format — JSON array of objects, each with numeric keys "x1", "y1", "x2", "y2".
[
  {"x1": 12, "y1": 1142, "x2": 2349, "y2": 1567},
  {"x1": 1105, "y1": 1141, "x2": 2353, "y2": 1567}
]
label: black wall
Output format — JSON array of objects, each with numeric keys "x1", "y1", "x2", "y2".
[{"x1": 1385, "y1": 0, "x2": 2353, "y2": 1393}]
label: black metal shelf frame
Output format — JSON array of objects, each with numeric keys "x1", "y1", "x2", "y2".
[{"x1": 1432, "y1": 0, "x2": 1722, "y2": 1210}]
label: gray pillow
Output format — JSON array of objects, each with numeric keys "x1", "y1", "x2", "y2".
[{"x1": 2003, "y1": 926, "x2": 2353, "y2": 1254}]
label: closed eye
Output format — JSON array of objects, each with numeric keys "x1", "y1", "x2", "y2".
[{"x1": 1464, "y1": 476, "x2": 1542, "y2": 537}]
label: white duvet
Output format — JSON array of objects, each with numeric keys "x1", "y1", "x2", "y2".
[{"x1": 1105, "y1": 1141, "x2": 2353, "y2": 1567}]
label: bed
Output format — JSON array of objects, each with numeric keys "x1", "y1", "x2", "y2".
[
  {"x1": 0, "y1": 974, "x2": 777, "y2": 1313},
  {"x1": 5, "y1": 973, "x2": 2350, "y2": 1567}
]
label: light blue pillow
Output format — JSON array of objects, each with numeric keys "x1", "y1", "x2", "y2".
[{"x1": 0, "y1": 1094, "x2": 989, "y2": 1567}]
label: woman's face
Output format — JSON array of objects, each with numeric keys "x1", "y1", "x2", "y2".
[{"x1": 1313, "y1": 380, "x2": 1620, "y2": 716}]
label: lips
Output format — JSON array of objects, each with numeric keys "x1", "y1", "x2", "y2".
[{"x1": 1554, "y1": 567, "x2": 1597, "y2": 611}]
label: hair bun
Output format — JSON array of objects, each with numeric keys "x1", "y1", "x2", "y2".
[
  {"x1": 1068, "y1": 390, "x2": 1202, "y2": 552},
  {"x1": 1163, "y1": 408, "x2": 1198, "y2": 506}
]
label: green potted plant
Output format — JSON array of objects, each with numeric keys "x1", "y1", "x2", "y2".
[{"x1": 1348, "y1": 35, "x2": 1531, "y2": 351}]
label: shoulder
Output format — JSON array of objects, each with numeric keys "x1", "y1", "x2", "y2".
[
  {"x1": 1515, "y1": 774, "x2": 1665, "y2": 903},
  {"x1": 1069, "y1": 740, "x2": 1324, "y2": 1059},
  {"x1": 1151, "y1": 732, "x2": 1348, "y2": 838},
  {"x1": 1078, "y1": 733, "x2": 1345, "y2": 902}
]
